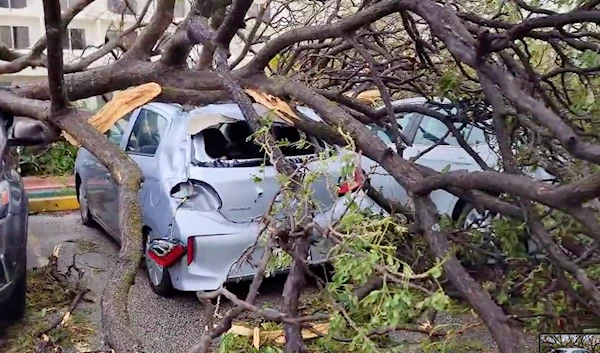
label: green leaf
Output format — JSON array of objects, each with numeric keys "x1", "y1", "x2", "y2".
[
  {"x1": 430, "y1": 291, "x2": 450, "y2": 311},
  {"x1": 497, "y1": 291, "x2": 509, "y2": 305},
  {"x1": 441, "y1": 164, "x2": 451, "y2": 173},
  {"x1": 429, "y1": 266, "x2": 443, "y2": 279}
]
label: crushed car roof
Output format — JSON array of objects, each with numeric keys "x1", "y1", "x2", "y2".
[{"x1": 186, "y1": 103, "x2": 324, "y2": 135}]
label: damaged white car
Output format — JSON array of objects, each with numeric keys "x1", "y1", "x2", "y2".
[{"x1": 74, "y1": 102, "x2": 382, "y2": 296}]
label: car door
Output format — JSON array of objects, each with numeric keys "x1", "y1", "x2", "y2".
[
  {"x1": 106, "y1": 108, "x2": 170, "y2": 238},
  {"x1": 398, "y1": 113, "x2": 493, "y2": 214},
  {"x1": 86, "y1": 112, "x2": 134, "y2": 231},
  {"x1": 364, "y1": 112, "x2": 419, "y2": 204},
  {"x1": 402, "y1": 114, "x2": 478, "y2": 170}
]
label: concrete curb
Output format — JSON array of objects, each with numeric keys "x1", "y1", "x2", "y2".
[
  {"x1": 28, "y1": 195, "x2": 79, "y2": 214},
  {"x1": 24, "y1": 176, "x2": 79, "y2": 214}
]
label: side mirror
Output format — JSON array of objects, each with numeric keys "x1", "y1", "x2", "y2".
[{"x1": 8, "y1": 117, "x2": 56, "y2": 147}]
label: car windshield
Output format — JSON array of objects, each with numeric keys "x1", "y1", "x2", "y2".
[
  {"x1": 195, "y1": 121, "x2": 317, "y2": 163},
  {"x1": 369, "y1": 104, "x2": 488, "y2": 146},
  {"x1": 367, "y1": 113, "x2": 413, "y2": 145},
  {"x1": 413, "y1": 115, "x2": 471, "y2": 146}
]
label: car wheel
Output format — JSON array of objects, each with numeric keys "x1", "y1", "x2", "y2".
[
  {"x1": 78, "y1": 184, "x2": 95, "y2": 227},
  {"x1": 461, "y1": 204, "x2": 517, "y2": 261},
  {"x1": 0, "y1": 261, "x2": 26, "y2": 322},
  {"x1": 461, "y1": 205, "x2": 494, "y2": 231},
  {"x1": 461, "y1": 204, "x2": 499, "y2": 245},
  {"x1": 144, "y1": 230, "x2": 174, "y2": 297}
]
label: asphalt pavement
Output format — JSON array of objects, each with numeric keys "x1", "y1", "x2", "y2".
[
  {"x1": 27, "y1": 212, "x2": 286, "y2": 353},
  {"x1": 27, "y1": 212, "x2": 538, "y2": 353}
]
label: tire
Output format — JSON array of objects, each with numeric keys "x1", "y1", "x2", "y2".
[
  {"x1": 78, "y1": 181, "x2": 95, "y2": 227},
  {"x1": 143, "y1": 230, "x2": 175, "y2": 297},
  {"x1": 0, "y1": 262, "x2": 27, "y2": 322}
]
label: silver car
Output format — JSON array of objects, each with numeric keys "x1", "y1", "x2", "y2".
[
  {"x1": 364, "y1": 97, "x2": 495, "y2": 226},
  {"x1": 366, "y1": 97, "x2": 554, "y2": 227},
  {"x1": 74, "y1": 102, "x2": 382, "y2": 296}
]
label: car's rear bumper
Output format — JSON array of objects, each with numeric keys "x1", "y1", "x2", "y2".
[{"x1": 167, "y1": 191, "x2": 385, "y2": 292}]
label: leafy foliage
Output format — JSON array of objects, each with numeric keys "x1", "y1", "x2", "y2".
[{"x1": 18, "y1": 140, "x2": 77, "y2": 177}]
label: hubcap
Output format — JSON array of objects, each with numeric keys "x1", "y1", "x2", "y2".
[
  {"x1": 79, "y1": 187, "x2": 89, "y2": 221},
  {"x1": 464, "y1": 208, "x2": 492, "y2": 230},
  {"x1": 145, "y1": 236, "x2": 164, "y2": 286},
  {"x1": 464, "y1": 208, "x2": 500, "y2": 253}
]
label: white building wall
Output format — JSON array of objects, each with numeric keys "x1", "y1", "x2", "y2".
[{"x1": 0, "y1": 0, "x2": 313, "y2": 107}]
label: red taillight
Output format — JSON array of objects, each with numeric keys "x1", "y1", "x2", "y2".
[
  {"x1": 187, "y1": 237, "x2": 195, "y2": 266},
  {"x1": 147, "y1": 239, "x2": 185, "y2": 268},
  {"x1": 338, "y1": 168, "x2": 366, "y2": 196}
]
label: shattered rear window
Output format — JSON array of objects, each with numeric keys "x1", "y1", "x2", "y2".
[{"x1": 195, "y1": 121, "x2": 317, "y2": 163}]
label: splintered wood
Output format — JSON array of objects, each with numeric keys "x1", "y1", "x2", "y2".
[
  {"x1": 349, "y1": 89, "x2": 382, "y2": 106},
  {"x1": 244, "y1": 88, "x2": 299, "y2": 125},
  {"x1": 63, "y1": 82, "x2": 162, "y2": 147},
  {"x1": 228, "y1": 322, "x2": 329, "y2": 349}
]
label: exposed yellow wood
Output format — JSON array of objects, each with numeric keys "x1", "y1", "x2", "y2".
[
  {"x1": 253, "y1": 327, "x2": 261, "y2": 349},
  {"x1": 228, "y1": 322, "x2": 329, "y2": 348},
  {"x1": 345, "y1": 89, "x2": 382, "y2": 106},
  {"x1": 244, "y1": 88, "x2": 298, "y2": 124},
  {"x1": 64, "y1": 82, "x2": 162, "y2": 146},
  {"x1": 273, "y1": 322, "x2": 329, "y2": 344},
  {"x1": 228, "y1": 324, "x2": 253, "y2": 336}
]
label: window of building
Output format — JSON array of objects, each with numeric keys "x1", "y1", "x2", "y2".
[
  {"x1": 174, "y1": 0, "x2": 185, "y2": 17},
  {"x1": 0, "y1": 0, "x2": 26, "y2": 9},
  {"x1": 247, "y1": 1, "x2": 271, "y2": 22},
  {"x1": 108, "y1": 0, "x2": 136, "y2": 14},
  {"x1": 58, "y1": 0, "x2": 73, "y2": 10},
  {"x1": 125, "y1": 109, "x2": 168, "y2": 156},
  {"x1": 0, "y1": 26, "x2": 29, "y2": 49},
  {"x1": 106, "y1": 30, "x2": 119, "y2": 41},
  {"x1": 62, "y1": 28, "x2": 86, "y2": 50},
  {"x1": 105, "y1": 29, "x2": 138, "y2": 50}
]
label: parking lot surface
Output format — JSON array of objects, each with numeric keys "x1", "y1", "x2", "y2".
[
  {"x1": 27, "y1": 212, "x2": 537, "y2": 353},
  {"x1": 28, "y1": 212, "x2": 287, "y2": 353}
]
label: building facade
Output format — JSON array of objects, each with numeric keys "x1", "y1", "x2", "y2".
[
  {"x1": 0, "y1": 0, "x2": 193, "y2": 108},
  {"x1": 0, "y1": 0, "x2": 286, "y2": 109}
]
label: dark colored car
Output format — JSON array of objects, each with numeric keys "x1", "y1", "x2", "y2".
[{"x1": 0, "y1": 111, "x2": 52, "y2": 321}]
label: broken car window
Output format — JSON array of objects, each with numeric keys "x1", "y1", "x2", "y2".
[
  {"x1": 106, "y1": 111, "x2": 132, "y2": 146},
  {"x1": 199, "y1": 121, "x2": 316, "y2": 162},
  {"x1": 413, "y1": 115, "x2": 471, "y2": 146},
  {"x1": 126, "y1": 109, "x2": 168, "y2": 156},
  {"x1": 368, "y1": 113, "x2": 413, "y2": 145}
]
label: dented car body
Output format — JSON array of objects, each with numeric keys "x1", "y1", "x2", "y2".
[{"x1": 74, "y1": 102, "x2": 383, "y2": 295}]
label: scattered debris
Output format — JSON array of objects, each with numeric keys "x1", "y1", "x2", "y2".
[
  {"x1": 2, "y1": 245, "x2": 93, "y2": 353},
  {"x1": 227, "y1": 321, "x2": 329, "y2": 349}
]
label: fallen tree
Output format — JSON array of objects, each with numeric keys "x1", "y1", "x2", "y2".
[{"x1": 1, "y1": 0, "x2": 600, "y2": 352}]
